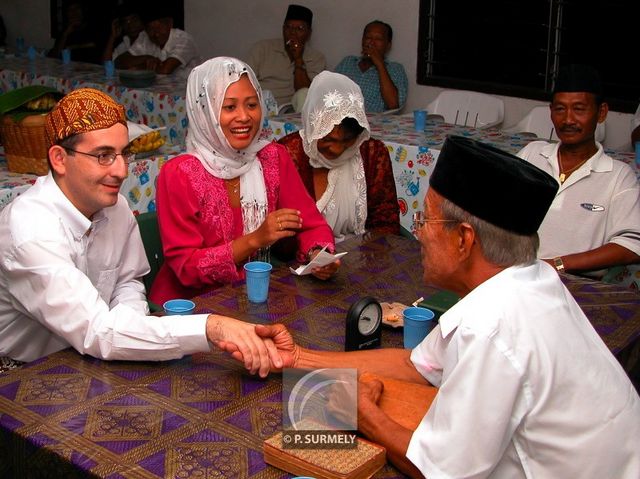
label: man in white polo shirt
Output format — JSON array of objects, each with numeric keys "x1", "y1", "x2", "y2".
[{"x1": 517, "y1": 64, "x2": 640, "y2": 276}]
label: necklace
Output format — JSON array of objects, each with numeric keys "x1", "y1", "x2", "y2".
[
  {"x1": 558, "y1": 151, "x2": 588, "y2": 184},
  {"x1": 226, "y1": 178, "x2": 240, "y2": 194}
]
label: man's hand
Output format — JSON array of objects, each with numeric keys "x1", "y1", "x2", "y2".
[
  {"x1": 254, "y1": 323, "x2": 299, "y2": 370},
  {"x1": 285, "y1": 39, "x2": 305, "y2": 63},
  {"x1": 206, "y1": 315, "x2": 283, "y2": 377}
]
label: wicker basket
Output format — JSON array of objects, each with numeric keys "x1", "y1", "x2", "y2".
[{"x1": 1, "y1": 113, "x2": 49, "y2": 175}]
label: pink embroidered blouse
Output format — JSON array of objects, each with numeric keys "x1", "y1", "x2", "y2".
[{"x1": 149, "y1": 143, "x2": 334, "y2": 304}]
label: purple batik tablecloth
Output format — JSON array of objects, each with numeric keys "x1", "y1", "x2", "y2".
[{"x1": 1, "y1": 234, "x2": 639, "y2": 478}]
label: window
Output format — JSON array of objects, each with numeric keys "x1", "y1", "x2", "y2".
[{"x1": 417, "y1": 0, "x2": 638, "y2": 112}]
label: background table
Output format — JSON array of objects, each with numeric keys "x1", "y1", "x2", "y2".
[
  {"x1": 0, "y1": 57, "x2": 188, "y2": 146},
  {"x1": 0, "y1": 145, "x2": 181, "y2": 215},
  {"x1": 1, "y1": 234, "x2": 638, "y2": 478}
]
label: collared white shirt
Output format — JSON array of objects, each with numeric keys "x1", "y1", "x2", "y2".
[
  {"x1": 128, "y1": 29, "x2": 201, "y2": 73},
  {"x1": 0, "y1": 174, "x2": 209, "y2": 362},
  {"x1": 518, "y1": 140, "x2": 640, "y2": 260},
  {"x1": 408, "y1": 262, "x2": 640, "y2": 478}
]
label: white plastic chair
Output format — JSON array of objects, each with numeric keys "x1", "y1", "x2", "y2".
[
  {"x1": 505, "y1": 105, "x2": 606, "y2": 143},
  {"x1": 425, "y1": 90, "x2": 505, "y2": 129}
]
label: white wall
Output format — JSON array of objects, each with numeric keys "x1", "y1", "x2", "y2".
[{"x1": 3, "y1": 0, "x2": 634, "y2": 150}]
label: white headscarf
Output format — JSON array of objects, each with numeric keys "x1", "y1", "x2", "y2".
[
  {"x1": 299, "y1": 71, "x2": 369, "y2": 242},
  {"x1": 185, "y1": 57, "x2": 271, "y2": 235}
]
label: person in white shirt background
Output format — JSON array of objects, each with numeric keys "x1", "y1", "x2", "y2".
[
  {"x1": 517, "y1": 64, "x2": 640, "y2": 276},
  {"x1": 102, "y1": 4, "x2": 144, "y2": 63},
  {"x1": 115, "y1": 7, "x2": 200, "y2": 75}
]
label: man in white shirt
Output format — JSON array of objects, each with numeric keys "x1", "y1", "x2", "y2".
[
  {"x1": 518, "y1": 64, "x2": 640, "y2": 276},
  {"x1": 0, "y1": 88, "x2": 281, "y2": 377},
  {"x1": 102, "y1": 6, "x2": 144, "y2": 63},
  {"x1": 252, "y1": 136, "x2": 640, "y2": 478},
  {"x1": 246, "y1": 4, "x2": 326, "y2": 108},
  {"x1": 115, "y1": 8, "x2": 200, "y2": 75}
]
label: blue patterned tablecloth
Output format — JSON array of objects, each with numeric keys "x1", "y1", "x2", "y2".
[
  {"x1": 0, "y1": 145, "x2": 182, "y2": 215},
  {"x1": 264, "y1": 113, "x2": 640, "y2": 290},
  {"x1": 0, "y1": 57, "x2": 188, "y2": 146}
]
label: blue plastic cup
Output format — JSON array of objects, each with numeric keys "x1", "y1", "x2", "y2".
[
  {"x1": 163, "y1": 299, "x2": 196, "y2": 316},
  {"x1": 413, "y1": 110, "x2": 427, "y2": 132},
  {"x1": 104, "y1": 60, "x2": 115, "y2": 78},
  {"x1": 403, "y1": 307, "x2": 436, "y2": 349},
  {"x1": 62, "y1": 48, "x2": 71, "y2": 64},
  {"x1": 244, "y1": 261, "x2": 273, "y2": 303},
  {"x1": 635, "y1": 141, "x2": 640, "y2": 169}
]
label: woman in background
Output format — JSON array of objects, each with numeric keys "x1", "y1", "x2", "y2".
[
  {"x1": 278, "y1": 71, "x2": 399, "y2": 242},
  {"x1": 150, "y1": 57, "x2": 338, "y2": 304}
]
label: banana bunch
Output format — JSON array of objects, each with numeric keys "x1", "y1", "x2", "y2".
[
  {"x1": 128, "y1": 130, "x2": 165, "y2": 154},
  {"x1": 25, "y1": 94, "x2": 58, "y2": 111}
]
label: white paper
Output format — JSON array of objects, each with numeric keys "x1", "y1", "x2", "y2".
[{"x1": 289, "y1": 246, "x2": 347, "y2": 276}]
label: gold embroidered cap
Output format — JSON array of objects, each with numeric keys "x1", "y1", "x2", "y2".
[{"x1": 45, "y1": 88, "x2": 126, "y2": 146}]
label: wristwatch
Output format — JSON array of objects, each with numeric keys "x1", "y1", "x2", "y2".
[{"x1": 553, "y1": 256, "x2": 565, "y2": 272}]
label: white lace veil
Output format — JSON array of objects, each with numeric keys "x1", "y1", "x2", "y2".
[{"x1": 299, "y1": 71, "x2": 369, "y2": 242}]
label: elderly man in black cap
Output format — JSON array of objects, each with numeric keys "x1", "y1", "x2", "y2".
[
  {"x1": 246, "y1": 4, "x2": 326, "y2": 108},
  {"x1": 242, "y1": 136, "x2": 640, "y2": 478},
  {"x1": 518, "y1": 64, "x2": 640, "y2": 276}
]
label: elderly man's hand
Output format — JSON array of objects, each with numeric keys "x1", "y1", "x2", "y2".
[
  {"x1": 206, "y1": 315, "x2": 283, "y2": 377},
  {"x1": 254, "y1": 323, "x2": 299, "y2": 370}
]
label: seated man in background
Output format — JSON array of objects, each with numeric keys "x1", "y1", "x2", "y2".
[
  {"x1": 250, "y1": 136, "x2": 640, "y2": 478},
  {"x1": 517, "y1": 64, "x2": 640, "y2": 276},
  {"x1": 0, "y1": 88, "x2": 281, "y2": 377},
  {"x1": 115, "y1": 7, "x2": 200, "y2": 75},
  {"x1": 102, "y1": 4, "x2": 145, "y2": 63},
  {"x1": 334, "y1": 20, "x2": 408, "y2": 113},
  {"x1": 246, "y1": 4, "x2": 325, "y2": 109},
  {"x1": 47, "y1": 0, "x2": 104, "y2": 64}
]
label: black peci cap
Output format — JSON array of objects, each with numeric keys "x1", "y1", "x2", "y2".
[
  {"x1": 553, "y1": 64, "x2": 603, "y2": 97},
  {"x1": 285, "y1": 4, "x2": 313, "y2": 26},
  {"x1": 429, "y1": 136, "x2": 558, "y2": 235}
]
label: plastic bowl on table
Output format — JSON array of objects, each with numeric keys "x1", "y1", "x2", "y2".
[{"x1": 118, "y1": 69, "x2": 157, "y2": 88}]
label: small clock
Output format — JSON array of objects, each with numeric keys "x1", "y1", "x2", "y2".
[{"x1": 345, "y1": 296, "x2": 382, "y2": 351}]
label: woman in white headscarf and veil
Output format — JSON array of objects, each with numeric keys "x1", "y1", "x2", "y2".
[
  {"x1": 279, "y1": 71, "x2": 399, "y2": 243},
  {"x1": 150, "y1": 57, "x2": 337, "y2": 304}
]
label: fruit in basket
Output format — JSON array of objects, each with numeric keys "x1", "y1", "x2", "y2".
[
  {"x1": 25, "y1": 94, "x2": 58, "y2": 111},
  {"x1": 128, "y1": 130, "x2": 165, "y2": 153}
]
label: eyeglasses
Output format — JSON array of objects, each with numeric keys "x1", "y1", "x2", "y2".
[
  {"x1": 283, "y1": 24, "x2": 308, "y2": 33},
  {"x1": 412, "y1": 211, "x2": 458, "y2": 233},
  {"x1": 64, "y1": 148, "x2": 136, "y2": 166}
]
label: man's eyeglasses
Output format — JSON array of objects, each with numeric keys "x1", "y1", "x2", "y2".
[
  {"x1": 64, "y1": 148, "x2": 136, "y2": 166},
  {"x1": 283, "y1": 24, "x2": 308, "y2": 33},
  {"x1": 412, "y1": 211, "x2": 458, "y2": 233}
]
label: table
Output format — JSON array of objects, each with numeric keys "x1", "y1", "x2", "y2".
[
  {"x1": 264, "y1": 114, "x2": 640, "y2": 289},
  {"x1": 0, "y1": 56, "x2": 188, "y2": 146},
  {"x1": 1, "y1": 234, "x2": 639, "y2": 477},
  {"x1": 0, "y1": 145, "x2": 181, "y2": 215}
]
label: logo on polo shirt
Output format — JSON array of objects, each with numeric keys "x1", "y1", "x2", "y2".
[{"x1": 580, "y1": 203, "x2": 605, "y2": 212}]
